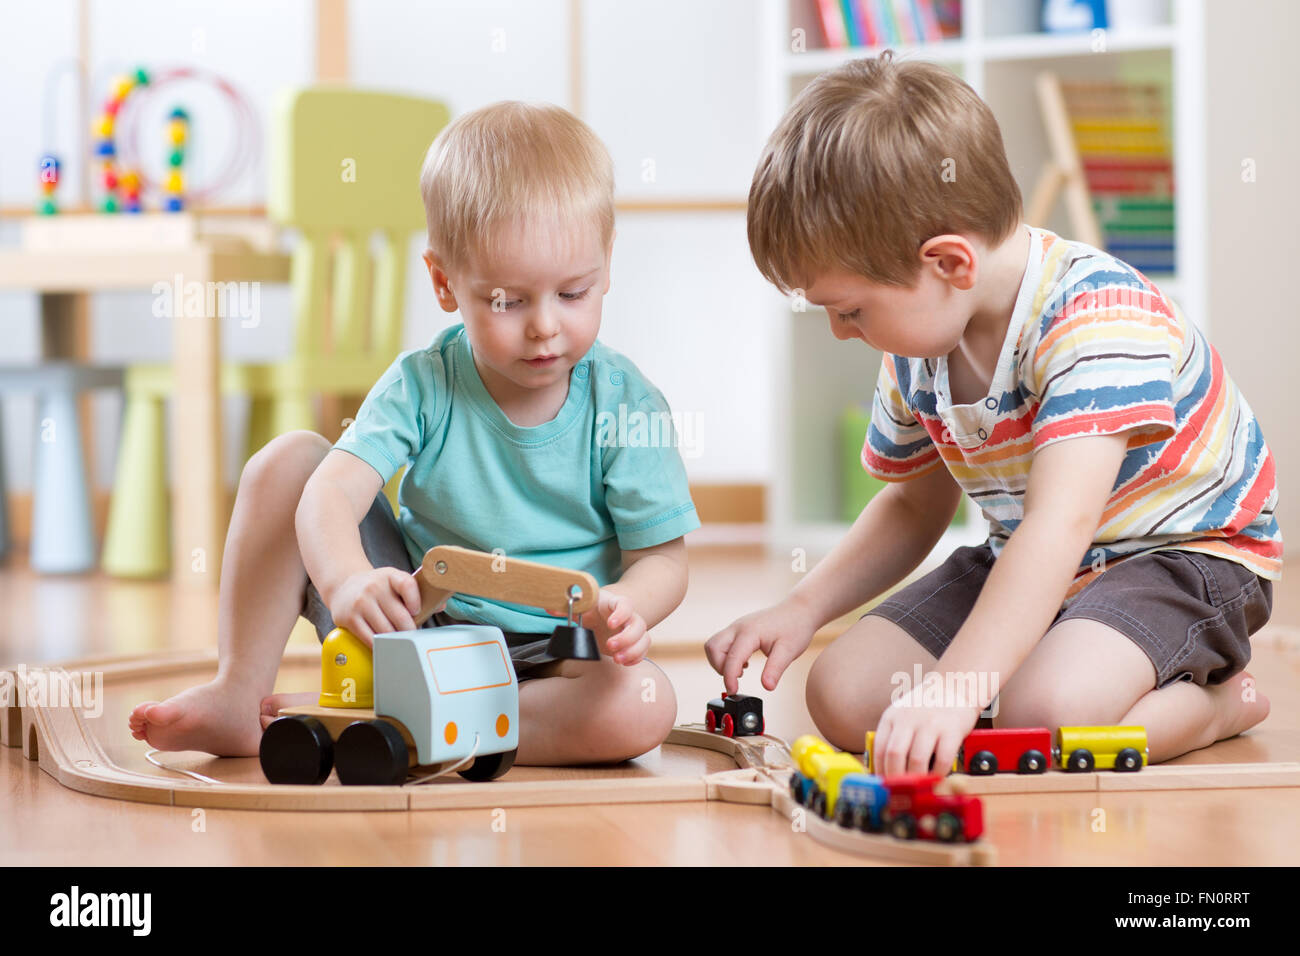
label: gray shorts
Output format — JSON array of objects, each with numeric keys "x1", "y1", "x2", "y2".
[
  {"x1": 865, "y1": 544, "x2": 1273, "y2": 688},
  {"x1": 300, "y1": 493, "x2": 560, "y2": 682}
]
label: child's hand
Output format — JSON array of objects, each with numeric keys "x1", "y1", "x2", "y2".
[
  {"x1": 872, "y1": 687, "x2": 981, "y2": 778},
  {"x1": 581, "y1": 589, "x2": 649, "y2": 666},
  {"x1": 705, "y1": 600, "x2": 815, "y2": 694},
  {"x1": 328, "y1": 568, "x2": 426, "y2": 646}
]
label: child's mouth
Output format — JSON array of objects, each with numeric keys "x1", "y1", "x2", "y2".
[{"x1": 524, "y1": 355, "x2": 559, "y2": 368}]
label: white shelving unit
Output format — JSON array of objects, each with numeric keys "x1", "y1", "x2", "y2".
[{"x1": 761, "y1": 0, "x2": 1206, "y2": 562}]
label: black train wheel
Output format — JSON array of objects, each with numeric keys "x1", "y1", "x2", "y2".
[
  {"x1": 335, "y1": 719, "x2": 409, "y2": 786},
  {"x1": 459, "y1": 748, "x2": 517, "y2": 781},
  {"x1": 1114, "y1": 747, "x2": 1144, "y2": 772},
  {"x1": 260, "y1": 715, "x2": 334, "y2": 785},
  {"x1": 1066, "y1": 748, "x2": 1096, "y2": 773}
]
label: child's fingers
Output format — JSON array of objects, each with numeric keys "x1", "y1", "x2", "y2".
[
  {"x1": 908, "y1": 729, "x2": 939, "y2": 776},
  {"x1": 390, "y1": 570, "x2": 422, "y2": 616},
  {"x1": 760, "y1": 638, "x2": 801, "y2": 692},
  {"x1": 379, "y1": 591, "x2": 417, "y2": 633},
  {"x1": 704, "y1": 628, "x2": 735, "y2": 674},
  {"x1": 613, "y1": 628, "x2": 650, "y2": 665},
  {"x1": 722, "y1": 630, "x2": 760, "y2": 694}
]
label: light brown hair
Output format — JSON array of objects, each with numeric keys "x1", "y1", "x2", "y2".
[
  {"x1": 419, "y1": 101, "x2": 615, "y2": 269},
  {"x1": 748, "y1": 51, "x2": 1023, "y2": 292}
]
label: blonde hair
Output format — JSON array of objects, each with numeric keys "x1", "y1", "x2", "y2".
[
  {"x1": 419, "y1": 101, "x2": 615, "y2": 269},
  {"x1": 748, "y1": 51, "x2": 1023, "y2": 291}
]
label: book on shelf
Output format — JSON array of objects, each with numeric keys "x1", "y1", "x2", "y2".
[
  {"x1": 804, "y1": 0, "x2": 958, "y2": 48},
  {"x1": 1062, "y1": 80, "x2": 1176, "y2": 273}
]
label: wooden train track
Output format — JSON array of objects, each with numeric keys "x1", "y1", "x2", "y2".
[{"x1": 5, "y1": 650, "x2": 1300, "y2": 865}]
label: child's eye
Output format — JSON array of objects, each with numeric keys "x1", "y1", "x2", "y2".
[
  {"x1": 489, "y1": 297, "x2": 521, "y2": 310},
  {"x1": 560, "y1": 288, "x2": 591, "y2": 301},
  {"x1": 836, "y1": 309, "x2": 861, "y2": 321}
]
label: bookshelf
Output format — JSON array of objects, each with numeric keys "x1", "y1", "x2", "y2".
[{"x1": 761, "y1": 0, "x2": 1206, "y2": 561}]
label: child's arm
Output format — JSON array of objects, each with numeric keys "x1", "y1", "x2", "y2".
[
  {"x1": 295, "y1": 449, "x2": 422, "y2": 644},
  {"x1": 582, "y1": 537, "x2": 689, "y2": 665},
  {"x1": 706, "y1": 460, "x2": 964, "y2": 693},
  {"x1": 872, "y1": 432, "x2": 1131, "y2": 777}
]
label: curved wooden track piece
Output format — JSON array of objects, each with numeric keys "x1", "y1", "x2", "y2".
[{"x1": 674, "y1": 725, "x2": 998, "y2": 866}]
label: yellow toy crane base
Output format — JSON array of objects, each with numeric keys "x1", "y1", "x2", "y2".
[{"x1": 319, "y1": 627, "x2": 374, "y2": 709}]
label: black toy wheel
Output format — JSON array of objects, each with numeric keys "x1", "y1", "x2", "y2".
[
  {"x1": 789, "y1": 774, "x2": 802, "y2": 802},
  {"x1": 1019, "y1": 749, "x2": 1047, "y2": 774},
  {"x1": 889, "y1": 814, "x2": 917, "y2": 840},
  {"x1": 968, "y1": 750, "x2": 998, "y2": 775},
  {"x1": 1066, "y1": 748, "x2": 1095, "y2": 773},
  {"x1": 835, "y1": 802, "x2": 855, "y2": 828},
  {"x1": 335, "y1": 719, "x2": 409, "y2": 786},
  {"x1": 935, "y1": 812, "x2": 963, "y2": 843},
  {"x1": 811, "y1": 789, "x2": 826, "y2": 819},
  {"x1": 1114, "y1": 747, "x2": 1144, "y2": 772},
  {"x1": 459, "y1": 748, "x2": 517, "y2": 781},
  {"x1": 259, "y1": 714, "x2": 334, "y2": 785}
]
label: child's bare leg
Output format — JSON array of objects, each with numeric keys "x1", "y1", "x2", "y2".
[
  {"x1": 993, "y1": 619, "x2": 1270, "y2": 762},
  {"x1": 127, "y1": 430, "x2": 333, "y2": 755},
  {"x1": 516, "y1": 658, "x2": 677, "y2": 764},
  {"x1": 805, "y1": 615, "x2": 938, "y2": 752},
  {"x1": 1117, "y1": 671, "x2": 1268, "y2": 763}
]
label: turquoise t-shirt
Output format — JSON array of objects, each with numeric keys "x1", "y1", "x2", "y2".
[{"x1": 333, "y1": 323, "x2": 701, "y2": 633}]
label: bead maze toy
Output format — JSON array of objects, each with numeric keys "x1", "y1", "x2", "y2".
[
  {"x1": 261, "y1": 545, "x2": 601, "y2": 786},
  {"x1": 37, "y1": 64, "x2": 256, "y2": 215}
]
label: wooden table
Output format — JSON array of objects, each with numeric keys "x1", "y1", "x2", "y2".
[{"x1": 0, "y1": 215, "x2": 291, "y2": 588}]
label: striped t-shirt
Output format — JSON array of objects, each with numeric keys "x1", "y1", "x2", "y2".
[{"x1": 863, "y1": 225, "x2": 1281, "y2": 602}]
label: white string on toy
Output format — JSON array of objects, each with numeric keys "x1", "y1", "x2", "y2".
[
  {"x1": 404, "y1": 733, "x2": 481, "y2": 786},
  {"x1": 143, "y1": 748, "x2": 222, "y2": 784}
]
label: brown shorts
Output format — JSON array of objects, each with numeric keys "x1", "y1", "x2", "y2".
[
  {"x1": 300, "y1": 492, "x2": 559, "y2": 682},
  {"x1": 864, "y1": 544, "x2": 1273, "y2": 688}
]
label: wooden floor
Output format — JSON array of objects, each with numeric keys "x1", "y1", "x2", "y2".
[{"x1": 2, "y1": 543, "x2": 1299, "y2": 865}]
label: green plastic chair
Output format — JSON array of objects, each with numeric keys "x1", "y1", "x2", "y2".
[{"x1": 102, "y1": 87, "x2": 450, "y2": 577}]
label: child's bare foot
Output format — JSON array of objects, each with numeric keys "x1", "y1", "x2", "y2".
[
  {"x1": 128, "y1": 680, "x2": 264, "y2": 757},
  {"x1": 1209, "y1": 671, "x2": 1270, "y2": 742},
  {"x1": 259, "y1": 691, "x2": 319, "y2": 730}
]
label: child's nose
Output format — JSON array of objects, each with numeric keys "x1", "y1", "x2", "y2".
[
  {"x1": 528, "y1": 304, "x2": 561, "y2": 339},
  {"x1": 828, "y1": 315, "x2": 862, "y2": 343}
]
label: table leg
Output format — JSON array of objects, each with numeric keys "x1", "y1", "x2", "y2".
[
  {"x1": 39, "y1": 291, "x2": 96, "y2": 534},
  {"x1": 171, "y1": 253, "x2": 224, "y2": 588}
]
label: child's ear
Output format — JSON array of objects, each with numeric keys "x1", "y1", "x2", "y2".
[
  {"x1": 423, "y1": 249, "x2": 460, "y2": 313},
  {"x1": 919, "y1": 235, "x2": 977, "y2": 291}
]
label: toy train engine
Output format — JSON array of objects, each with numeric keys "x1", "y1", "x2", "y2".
[
  {"x1": 882, "y1": 774, "x2": 984, "y2": 843},
  {"x1": 705, "y1": 693, "x2": 764, "y2": 737},
  {"x1": 1055, "y1": 726, "x2": 1147, "y2": 772}
]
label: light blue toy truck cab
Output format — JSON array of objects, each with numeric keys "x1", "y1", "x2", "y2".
[{"x1": 374, "y1": 625, "x2": 520, "y2": 767}]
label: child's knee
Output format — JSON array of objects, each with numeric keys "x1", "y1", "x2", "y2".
[
  {"x1": 806, "y1": 655, "x2": 886, "y2": 751},
  {"x1": 592, "y1": 661, "x2": 677, "y2": 759},
  {"x1": 240, "y1": 430, "x2": 330, "y2": 494}
]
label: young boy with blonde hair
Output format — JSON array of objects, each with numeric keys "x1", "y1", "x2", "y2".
[
  {"x1": 131, "y1": 101, "x2": 700, "y2": 764},
  {"x1": 709, "y1": 52, "x2": 1280, "y2": 776}
]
